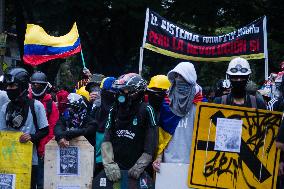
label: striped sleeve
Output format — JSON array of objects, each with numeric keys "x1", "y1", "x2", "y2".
[{"x1": 146, "y1": 105, "x2": 157, "y2": 127}]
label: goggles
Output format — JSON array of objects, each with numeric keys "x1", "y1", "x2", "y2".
[{"x1": 230, "y1": 67, "x2": 249, "y2": 73}]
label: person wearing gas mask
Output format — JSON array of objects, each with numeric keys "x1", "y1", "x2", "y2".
[
  {"x1": 91, "y1": 77, "x2": 116, "y2": 177},
  {"x1": 0, "y1": 68, "x2": 49, "y2": 189},
  {"x1": 101, "y1": 73, "x2": 157, "y2": 183},
  {"x1": 152, "y1": 62, "x2": 203, "y2": 175},
  {"x1": 214, "y1": 57, "x2": 266, "y2": 109},
  {"x1": 30, "y1": 71, "x2": 59, "y2": 189},
  {"x1": 54, "y1": 93, "x2": 97, "y2": 147}
]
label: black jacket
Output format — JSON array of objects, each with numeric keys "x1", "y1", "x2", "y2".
[{"x1": 54, "y1": 114, "x2": 97, "y2": 146}]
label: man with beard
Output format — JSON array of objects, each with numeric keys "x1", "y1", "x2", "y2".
[
  {"x1": 101, "y1": 73, "x2": 157, "y2": 184},
  {"x1": 214, "y1": 57, "x2": 266, "y2": 109},
  {"x1": 0, "y1": 68, "x2": 49, "y2": 189},
  {"x1": 30, "y1": 71, "x2": 59, "y2": 189}
]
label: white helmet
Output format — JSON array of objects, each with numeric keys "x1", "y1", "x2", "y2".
[{"x1": 226, "y1": 57, "x2": 252, "y2": 76}]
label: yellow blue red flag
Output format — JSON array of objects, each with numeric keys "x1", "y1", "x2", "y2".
[{"x1": 23, "y1": 23, "x2": 81, "y2": 66}]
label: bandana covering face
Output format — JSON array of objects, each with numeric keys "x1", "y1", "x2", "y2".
[
  {"x1": 167, "y1": 62, "x2": 198, "y2": 117},
  {"x1": 168, "y1": 78, "x2": 196, "y2": 117}
]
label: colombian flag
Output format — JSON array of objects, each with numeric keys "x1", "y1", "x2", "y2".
[
  {"x1": 157, "y1": 96, "x2": 182, "y2": 155},
  {"x1": 23, "y1": 23, "x2": 81, "y2": 66}
]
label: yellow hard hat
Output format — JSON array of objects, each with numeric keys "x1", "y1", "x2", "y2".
[
  {"x1": 148, "y1": 75, "x2": 171, "y2": 90},
  {"x1": 76, "y1": 86, "x2": 90, "y2": 101}
]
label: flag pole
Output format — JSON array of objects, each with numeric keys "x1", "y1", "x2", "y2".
[
  {"x1": 76, "y1": 22, "x2": 86, "y2": 68},
  {"x1": 139, "y1": 8, "x2": 149, "y2": 75},
  {"x1": 80, "y1": 49, "x2": 86, "y2": 68},
  {"x1": 263, "y1": 16, "x2": 268, "y2": 80}
]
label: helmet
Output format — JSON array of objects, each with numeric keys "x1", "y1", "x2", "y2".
[
  {"x1": 30, "y1": 71, "x2": 49, "y2": 97},
  {"x1": 226, "y1": 57, "x2": 252, "y2": 76},
  {"x1": 30, "y1": 71, "x2": 48, "y2": 84},
  {"x1": 85, "y1": 73, "x2": 105, "y2": 92},
  {"x1": 148, "y1": 75, "x2": 171, "y2": 90},
  {"x1": 4, "y1": 67, "x2": 29, "y2": 90},
  {"x1": 100, "y1": 77, "x2": 116, "y2": 90},
  {"x1": 76, "y1": 86, "x2": 90, "y2": 101},
  {"x1": 112, "y1": 73, "x2": 147, "y2": 93}
]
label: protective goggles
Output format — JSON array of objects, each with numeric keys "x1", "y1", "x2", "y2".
[{"x1": 230, "y1": 67, "x2": 249, "y2": 73}]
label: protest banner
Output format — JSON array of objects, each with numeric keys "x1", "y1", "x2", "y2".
[
  {"x1": 44, "y1": 136, "x2": 94, "y2": 189},
  {"x1": 139, "y1": 9, "x2": 268, "y2": 79},
  {"x1": 0, "y1": 131, "x2": 33, "y2": 189},
  {"x1": 188, "y1": 103, "x2": 282, "y2": 189}
]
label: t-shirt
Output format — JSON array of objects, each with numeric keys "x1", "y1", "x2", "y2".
[
  {"x1": 105, "y1": 103, "x2": 157, "y2": 169},
  {"x1": 0, "y1": 100, "x2": 48, "y2": 165},
  {"x1": 163, "y1": 105, "x2": 196, "y2": 164}
]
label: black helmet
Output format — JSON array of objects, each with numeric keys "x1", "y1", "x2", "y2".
[
  {"x1": 112, "y1": 73, "x2": 147, "y2": 93},
  {"x1": 4, "y1": 67, "x2": 29, "y2": 90},
  {"x1": 30, "y1": 71, "x2": 49, "y2": 97},
  {"x1": 30, "y1": 71, "x2": 48, "y2": 84}
]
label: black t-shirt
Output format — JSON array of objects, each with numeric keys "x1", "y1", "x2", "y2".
[
  {"x1": 104, "y1": 102, "x2": 157, "y2": 169},
  {"x1": 213, "y1": 93, "x2": 267, "y2": 109}
]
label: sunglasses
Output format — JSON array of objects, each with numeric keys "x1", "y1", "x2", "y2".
[{"x1": 230, "y1": 67, "x2": 249, "y2": 73}]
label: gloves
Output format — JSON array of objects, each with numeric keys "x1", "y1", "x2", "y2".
[
  {"x1": 128, "y1": 153, "x2": 152, "y2": 179},
  {"x1": 101, "y1": 142, "x2": 121, "y2": 182}
]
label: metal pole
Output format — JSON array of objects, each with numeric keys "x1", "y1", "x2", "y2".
[
  {"x1": 0, "y1": 0, "x2": 5, "y2": 75},
  {"x1": 0, "y1": 0, "x2": 4, "y2": 33}
]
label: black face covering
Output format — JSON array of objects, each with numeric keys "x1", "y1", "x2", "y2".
[
  {"x1": 101, "y1": 90, "x2": 116, "y2": 110},
  {"x1": 32, "y1": 84, "x2": 46, "y2": 97},
  {"x1": 230, "y1": 79, "x2": 248, "y2": 98},
  {"x1": 147, "y1": 91, "x2": 165, "y2": 111},
  {"x1": 6, "y1": 88, "x2": 22, "y2": 101}
]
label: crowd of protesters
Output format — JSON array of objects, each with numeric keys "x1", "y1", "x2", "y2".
[{"x1": 1, "y1": 57, "x2": 284, "y2": 188}]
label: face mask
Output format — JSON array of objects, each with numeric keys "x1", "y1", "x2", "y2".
[
  {"x1": 175, "y1": 80, "x2": 191, "y2": 95},
  {"x1": 148, "y1": 91, "x2": 165, "y2": 111},
  {"x1": 6, "y1": 88, "x2": 21, "y2": 101},
  {"x1": 32, "y1": 84, "x2": 47, "y2": 97},
  {"x1": 230, "y1": 80, "x2": 247, "y2": 98}
]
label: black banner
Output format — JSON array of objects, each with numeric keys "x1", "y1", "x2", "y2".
[{"x1": 144, "y1": 9, "x2": 266, "y2": 62}]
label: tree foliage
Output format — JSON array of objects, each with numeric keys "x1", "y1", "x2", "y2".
[{"x1": 5, "y1": 0, "x2": 284, "y2": 88}]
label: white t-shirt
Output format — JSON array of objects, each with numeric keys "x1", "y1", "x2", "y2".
[{"x1": 0, "y1": 99, "x2": 48, "y2": 165}]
